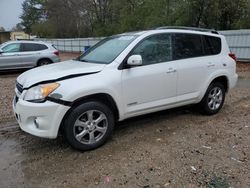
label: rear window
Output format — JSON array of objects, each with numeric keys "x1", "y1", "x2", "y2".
[
  {"x1": 52, "y1": 45, "x2": 58, "y2": 50},
  {"x1": 173, "y1": 34, "x2": 203, "y2": 60},
  {"x1": 22, "y1": 43, "x2": 48, "y2": 52},
  {"x1": 202, "y1": 35, "x2": 221, "y2": 55}
]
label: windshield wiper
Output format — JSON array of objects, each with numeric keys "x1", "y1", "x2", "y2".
[
  {"x1": 77, "y1": 58, "x2": 107, "y2": 64},
  {"x1": 78, "y1": 59, "x2": 90, "y2": 63}
]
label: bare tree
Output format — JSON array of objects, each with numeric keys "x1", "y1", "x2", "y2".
[{"x1": 0, "y1": 27, "x2": 6, "y2": 32}]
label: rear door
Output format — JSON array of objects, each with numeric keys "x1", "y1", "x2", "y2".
[
  {"x1": 19, "y1": 43, "x2": 46, "y2": 67},
  {"x1": 173, "y1": 33, "x2": 209, "y2": 101},
  {"x1": 0, "y1": 43, "x2": 22, "y2": 69}
]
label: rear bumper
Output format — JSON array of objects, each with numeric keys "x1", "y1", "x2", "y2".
[
  {"x1": 13, "y1": 97, "x2": 69, "y2": 139},
  {"x1": 52, "y1": 56, "x2": 61, "y2": 63}
]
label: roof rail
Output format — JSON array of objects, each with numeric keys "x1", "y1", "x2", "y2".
[
  {"x1": 156, "y1": 26, "x2": 219, "y2": 34},
  {"x1": 17, "y1": 39, "x2": 34, "y2": 41}
]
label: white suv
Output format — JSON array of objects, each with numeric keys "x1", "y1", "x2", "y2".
[{"x1": 13, "y1": 27, "x2": 238, "y2": 151}]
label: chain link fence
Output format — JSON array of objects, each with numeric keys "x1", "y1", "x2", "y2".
[{"x1": 35, "y1": 37, "x2": 104, "y2": 53}]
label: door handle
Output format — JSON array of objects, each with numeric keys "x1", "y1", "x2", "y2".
[
  {"x1": 166, "y1": 68, "x2": 177, "y2": 74},
  {"x1": 207, "y1": 62, "x2": 215, "y2": 67}
]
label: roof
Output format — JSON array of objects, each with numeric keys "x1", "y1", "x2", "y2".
[
  {"x1": 155, "y1": 26, "x2": 219, "y2": 34},
  {"x1": 120, "y1": 27, "x2": 220, "y2": 37},
  {"x1": 2, "y1": 40, "x2": 49, "y2": 45}
]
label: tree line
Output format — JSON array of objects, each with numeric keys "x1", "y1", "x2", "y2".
[{"x1": 19, "y1": 0, "x2": 250, "y2": 38}]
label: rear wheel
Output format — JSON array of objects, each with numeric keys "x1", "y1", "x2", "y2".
[
  {"x1": 37, "y1": 59, "x2": 52, "y2": 66},
  {"x1": 63, "y1": 101, "x2": 115, "y2": 151},
  {"x1": 199, "y1": 82, "x2": 225, "y2": 115}
]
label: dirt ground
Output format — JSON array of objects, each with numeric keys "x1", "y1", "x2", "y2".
[
  {"x1": 237, "y1": 62, "x2": 250, "y2": 79},
  {"x1": 0, "y1": 53, "x2": 249, "y2": 187}
]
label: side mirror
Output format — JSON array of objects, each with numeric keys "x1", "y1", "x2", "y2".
[
  {"x1": 0, "y1": 50, "x2": 3, "y2": 54},
  {"x1": 127, "y1": 55, "x2": 142, "y2": 67}
]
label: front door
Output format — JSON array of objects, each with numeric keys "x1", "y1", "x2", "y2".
[
  {"x1": 20, "y1": 43, "x2": 42, "y2": 67},
  {"x1": 0, "y1": 43, "x2": 22, "y2": 69},
  {"x1": 121, "y1": 34, "x2": 177, "y2": 115}
]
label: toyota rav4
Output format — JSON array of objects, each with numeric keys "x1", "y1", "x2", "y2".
[{"x1": 13, "y1": 27, "x2": 238, "y2": 151}]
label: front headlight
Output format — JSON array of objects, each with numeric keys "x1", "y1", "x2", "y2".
[{"x1": 24, "y1": 83, "x2": 60, "y2": 102}]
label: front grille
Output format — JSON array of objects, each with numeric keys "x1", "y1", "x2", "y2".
[{"x1": 16, "y1": 82, "x2": 23, "y2": 94}]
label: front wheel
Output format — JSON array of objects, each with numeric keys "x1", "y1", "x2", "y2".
[
  {"x1": 199, "y1": 82, "x2": 225, "y2": 115},
  {"x1": 63, "y1": 101, "x2": 115, "y2": 151}
]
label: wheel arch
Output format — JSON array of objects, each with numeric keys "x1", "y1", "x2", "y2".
[
  {"x1": 59, "y1": 93, "x2": 120, "y2": 133},
  {"x1": 36, "y1": 58, "x2": 53, "y2": 66},
  {"x1": 210, "y1": 75, "x2": 229, "y2": 93},
  {"x1": 199, "y1": 74, "x2": 229, "y2": 103}
]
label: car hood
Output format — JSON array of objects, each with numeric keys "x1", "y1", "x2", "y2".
[{"x1": 17, "y1": 60, "x2": 106, "y2": 88}]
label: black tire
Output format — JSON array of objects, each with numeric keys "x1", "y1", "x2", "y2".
[
  {"x1": 62, "y1": 101, "x2": 115, "y2": 151},
  {"x1": 199, "y1": 82, "x2": 225, "y2": 115},
  {"x1": 37, "y1": 59, "x2": 52, "y2": 66}
]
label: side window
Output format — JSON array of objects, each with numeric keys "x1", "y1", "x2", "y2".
[
  {"x1": 131, "y1": 34, "x2": 172, "y2": 65},
  {"x1": 2, "y1": 43, "x2": 21, "y2": 53},
  {"x1": 173, "y1": 34, "x2": 203, "y2": 60},
  {"x1": 22, "y1": 43, "x2": 36, "y2": 52},
  {"x1": 203, "y1": 35, "x2": 221, "y2": 55},
  {"x1": 36, "y1": 44, "x2": 48, "y2": 51},
  {"x1": 22, "y1": 43, "x2": 48, "y2": 52}
]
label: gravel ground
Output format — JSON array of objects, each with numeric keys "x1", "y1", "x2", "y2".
[
  {"x1": 0, "y1": 54, "x2": 249, "y2": 187},
  {"x1": 237, "y1": 62, "x2": 250, "y2": 79}
]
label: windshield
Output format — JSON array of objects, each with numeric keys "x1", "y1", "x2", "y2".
[{"x1": 79, "y1": 35, "x2": 137, "y2": 64}]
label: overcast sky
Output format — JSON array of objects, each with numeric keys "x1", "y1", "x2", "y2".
[{"x1": 0, "y1": 0, "x2": 25, "y2": 31}]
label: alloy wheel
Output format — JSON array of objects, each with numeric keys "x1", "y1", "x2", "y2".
[
  {"x1": 73, "y1": 110, "x2": 108, "y2": 144},
  {"x1": 207, "y1": 87, "x2": 223, "y2": 110}
]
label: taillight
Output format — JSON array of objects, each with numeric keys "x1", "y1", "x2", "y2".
[
  {"x1": 229, "y1": 53, "x2": 237, "y2": 62},
  {"x1": 54, "y1": 51, "x2": 59, "y2": 56}
]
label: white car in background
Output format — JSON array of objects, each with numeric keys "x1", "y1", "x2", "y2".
[
  {"x1": 13, "y1": 27, "x2": 238, "y2": 151},
  {"x1": 0, "y1": 40, "x2": 60, "y2": 70}
]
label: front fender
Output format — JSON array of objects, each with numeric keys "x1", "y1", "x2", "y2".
[{"x1": 54, "y1": 71, "x2": 125, "y2": 120}]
